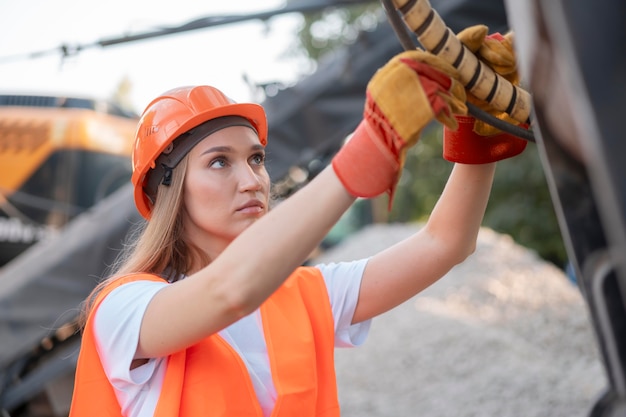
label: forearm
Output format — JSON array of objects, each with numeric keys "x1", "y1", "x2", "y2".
[{"x1": 425, "y1": 162, "x2": 496, "y2": 261}]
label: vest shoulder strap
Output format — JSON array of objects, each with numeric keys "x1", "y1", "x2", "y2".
[{"x1": 68, "y1": 273, "x2": 164, "y2": 417}]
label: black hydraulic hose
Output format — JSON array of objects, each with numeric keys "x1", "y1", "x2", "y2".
[
  {"x1": 381, "y1": 0, "x2": 536, "y2": 142},
  {"x1": 467, "y1": 103, "x2": 535, "y2": 142},
  {"x1": 381, "y1": 0, "x2": 417, "y2": 52}
]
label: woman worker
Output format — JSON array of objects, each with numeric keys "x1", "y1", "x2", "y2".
[{"x1": 69, "y1": 45, "x2": 526, "y2": 417}]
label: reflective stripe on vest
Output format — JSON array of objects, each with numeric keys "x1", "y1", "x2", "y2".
[{"x1": 69, "y1": 267, "x2": 340, "y2": 417}]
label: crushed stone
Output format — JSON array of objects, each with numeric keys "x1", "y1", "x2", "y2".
[{"x1": 312, "y1": 224, "x2": 607, "y2": 417}]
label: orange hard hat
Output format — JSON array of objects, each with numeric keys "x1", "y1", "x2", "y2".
[{"x1": 131, "y1": 85, "x2": 267, "y2": 219}]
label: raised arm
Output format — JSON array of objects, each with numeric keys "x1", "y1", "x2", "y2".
[
  {"x1": 353, "y1": 162, "x2": 495, "y2": 324},
  {"x1": 352, "y1": 26, "x2": 530, "y2": 324}
]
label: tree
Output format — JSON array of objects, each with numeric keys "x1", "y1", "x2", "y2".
[{"x1": 285, "y1": 1, "x2": 382, "y2": 66}]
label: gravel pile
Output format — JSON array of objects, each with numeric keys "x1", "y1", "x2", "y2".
[{"x1": 312, "y1": 223, "x2": 607, "y2": 417}]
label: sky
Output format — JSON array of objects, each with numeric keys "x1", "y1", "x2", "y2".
[{"x1": 0, "y1": 0, "x2": 306, "y2": 114}]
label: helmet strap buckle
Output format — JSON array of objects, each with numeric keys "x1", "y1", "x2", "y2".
[{"x1": 161, "y1": 165, "x2": 173, "y2": 186}]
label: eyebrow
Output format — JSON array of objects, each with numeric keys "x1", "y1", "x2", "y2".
[
  {"x1": 201, "y1": 146, "x2": 232, "y2": 155},
  {"x1": 200, "y1": 144, "x2": 264, "y2": 156}
]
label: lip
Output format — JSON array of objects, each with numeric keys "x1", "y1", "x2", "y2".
[{"x1": 236, "y1": 199, "x2": 265, "y2": 214}]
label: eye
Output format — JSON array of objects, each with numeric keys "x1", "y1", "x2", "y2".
[
  {"x1": 209, "y1": 156, "x2": 228, "y2": 168},
  {"x1": 250, "y1": 152, "x2": 265, "y2": 166}
]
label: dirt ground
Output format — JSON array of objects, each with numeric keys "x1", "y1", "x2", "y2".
[{"x1": 312, "y1": 224, "x2": 607, "y2": 417}]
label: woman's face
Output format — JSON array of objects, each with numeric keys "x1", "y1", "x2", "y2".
[{"x1": 182, "y1": 125, "x2": 270, "y2": 254}]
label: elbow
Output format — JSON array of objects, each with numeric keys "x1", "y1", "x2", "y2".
[
  {"x1": 425, "y1": 226, "x2": 478, "y2": 266},
  {"x1": 216, "y1": 282, "x2": 259, "y2": 321},
  {"x1": 451, "y1": 238, "x2": 477, "y2": 265},
  {"x1": 459, "y1": 240, "x2": 477, "y2": 263},
  {"x1": 207, "y1": 262, "x2": 285, "y2": 321},
  {"x1": 438, "y1": 237, "x2": 477, "y2": 268}
]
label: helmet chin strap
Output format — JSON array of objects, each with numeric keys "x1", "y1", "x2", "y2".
[{"x1": 143, "y1": 116, "x2": 257, "y2": 205}]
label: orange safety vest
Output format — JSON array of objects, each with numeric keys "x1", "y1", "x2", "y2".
[{"x1": 69, "y1": 267, "x2": 340, "y2": 417}]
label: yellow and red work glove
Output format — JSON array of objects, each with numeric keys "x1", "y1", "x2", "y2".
[
  {"x1": 332, "y1": 50, "x2": 466, "y2": 200},
  {"x1": 443, "y1": 25, "x2": 528, "y2": 164}
]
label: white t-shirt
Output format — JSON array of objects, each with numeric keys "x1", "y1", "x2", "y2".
[{"x1": 94, "y1": 260, "x2": 371, "y2": 417}]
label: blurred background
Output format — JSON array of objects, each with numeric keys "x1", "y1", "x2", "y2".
[{"x1": 0, "y1": 1, "x2": 588, "y2": 415}]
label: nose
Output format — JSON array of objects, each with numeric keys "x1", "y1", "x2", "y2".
[{"x1": 237, "y1": 163, "x2": 263, "y2": 193}]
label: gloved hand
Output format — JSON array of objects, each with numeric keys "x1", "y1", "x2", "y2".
[
  {"x1": 457, "y1": 25, "x2": 520, "y2": 135},
  {"x1": 332, "y1": 50, "x2": 466, "y2": 200},
  {"x1": 442, "y1": 25, "x2": 528, "y2": 163}
]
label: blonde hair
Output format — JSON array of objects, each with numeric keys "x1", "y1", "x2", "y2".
[{"x1": 79, "y1": 155, "x2": 209, "y2": 328}]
